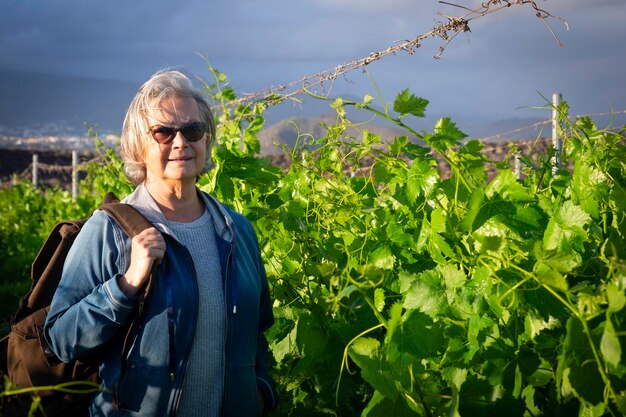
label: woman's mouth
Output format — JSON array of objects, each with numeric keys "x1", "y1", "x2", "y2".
[{"x1": 168, "y1": 156, "x2": 193, "y2": 162}]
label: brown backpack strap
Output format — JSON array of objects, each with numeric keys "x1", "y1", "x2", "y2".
[
  {"x1": 99, "y1": 202, "x2": 154, "y2": 239},
  {"x1": 97, "y1": 199, "x2": 160, "y2": 410},
  {"x1": 99, "y1": 193, "x2": 152, "y2": 237},
  {"x1": 98, "y1": 202, "x2": 158, "y2": 300},
  {"x1": 103, "y1": 191, "x2": 120, "y2": 205}
]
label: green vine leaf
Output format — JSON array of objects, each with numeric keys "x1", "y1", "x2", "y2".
[
  {"x1": 600, "y1": 317, "x2": 622, "y2": 369},
  {"x1": 392, "y1": 88, "x2": 429, "y2": 118}
]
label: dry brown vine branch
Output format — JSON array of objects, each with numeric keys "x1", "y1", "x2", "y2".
[{"x1": 222, "y1": 0, "x2": 566, "y2": 109}]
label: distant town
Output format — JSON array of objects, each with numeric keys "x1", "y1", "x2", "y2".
[{"x1": 0, "y1": 122, "x2": 119, "y2": 151}]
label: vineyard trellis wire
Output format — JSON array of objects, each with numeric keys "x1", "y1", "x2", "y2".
[
  {"x1": 6, "y1": 104, "x2": 626, "y2": 196},
  {"x1": 480, "y1": 109, "x2": 626, "y2": 141},
  {"x1": 5, "y1": 151, "x2": 102, "y2": 198},
  {"x1": 218, "y1": 0, "x2": 568, "y2": 109}
]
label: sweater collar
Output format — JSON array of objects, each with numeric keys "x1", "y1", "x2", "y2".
[{"x1": 121, "y1": 183, "x2": 234, "y2": 243}]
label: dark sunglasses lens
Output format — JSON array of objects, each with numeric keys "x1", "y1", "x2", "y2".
[
  {"x1": 151, "y1": 126, "x2": 176, "y2": 143},
  {"x1": 150, "y1": 123, "x2": 206, "y2": 143},
  {"x1": 180, "y1": 123, "x2": 206, "y2": 142}
]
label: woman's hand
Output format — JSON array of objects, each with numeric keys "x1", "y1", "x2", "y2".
[{"x1": 118, "y1": 227, "x2": 165, "y2": 296}]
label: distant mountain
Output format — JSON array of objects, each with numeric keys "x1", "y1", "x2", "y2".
[
  {"x1": 258, "y1": 115, "x2": 418, "y2": 155},
  {"x1": 3, "y1": 68, "x2": 602, "y2": 146},
  {"x1": 0, "y1": 69, "x2": 138, "y2": 136},
  {"x1": 260, "y1": 96, "x2": 554, "y2": 142}
]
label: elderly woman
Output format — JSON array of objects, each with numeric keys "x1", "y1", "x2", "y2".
[{"x1": 44, "y1": 70, "x2": 278, "y2": 416}]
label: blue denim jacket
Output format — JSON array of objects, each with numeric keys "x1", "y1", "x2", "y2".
[{"x1": 43, "y1": 184, "x2": 278, "y2": 416}]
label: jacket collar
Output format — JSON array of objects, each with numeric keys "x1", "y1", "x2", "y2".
[{"x1": 121, "y1": 183, "x2": 234, "y2": 243}]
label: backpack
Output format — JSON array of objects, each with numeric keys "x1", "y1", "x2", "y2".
[{"x1": 0, "y1": 192, "x2": 156, "y2": 417}]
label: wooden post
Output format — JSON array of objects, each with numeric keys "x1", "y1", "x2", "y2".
[
  {"x1": 72, "y1": 150, "x2": 78, "y2": 199},
  {"x1": 552, "y1": 92, "x2": 562, "y2": 175},
  {"x1": 32, "y1": 154, "x2": 39, "y2": 188},
  {"x1": 515, "y1": 155, "x2": 523, "y2": 181}
]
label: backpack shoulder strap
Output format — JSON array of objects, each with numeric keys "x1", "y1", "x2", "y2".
[
  {"x1": 97, "y1": 197, "x2": 158, "y2": 301},
  {"x1": 98, "y1": 202, "x2": 153, "y2": 238},
  {"x1": 99, "y1": 191, "x2": 153, "y2": 238},
  {"x1": 97, "y1": 195, "x2": 161, "y2": 409}
]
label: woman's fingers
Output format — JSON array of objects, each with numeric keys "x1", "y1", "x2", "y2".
[
  {"x1": 133, "y1": 227, "x2": 166, "y2": 261},
  {"x1": 119, "y1": 227, "x2": 165, "y2": 296}
]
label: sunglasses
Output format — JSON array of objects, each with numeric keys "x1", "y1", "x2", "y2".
[{"x1": 147, "y1": 122, "x2": 208, "y2": 144}]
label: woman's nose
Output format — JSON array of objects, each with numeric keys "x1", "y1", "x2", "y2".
[{"x1": 171, "y1": 130, "x2": 189, "y2": 147}]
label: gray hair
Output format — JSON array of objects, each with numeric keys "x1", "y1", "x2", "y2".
[{"x1": 120, "y1": 69, "x2": 216, "y2": 185}]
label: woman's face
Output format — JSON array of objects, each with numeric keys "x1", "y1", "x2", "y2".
[{"x1": 143, "y1": 95, "x2": 207, "y2": 188}]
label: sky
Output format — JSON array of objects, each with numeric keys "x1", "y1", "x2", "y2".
[{"x1": 1, "y1": 0, "x2": 625, "y2": 138}]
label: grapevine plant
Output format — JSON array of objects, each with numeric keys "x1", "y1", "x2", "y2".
[
  {"x1": 197, "y1": 69, "x2": 626, "y2": 416},
  {"x1": 1, "y1": 68, "x2": 625, "y2": 416}
]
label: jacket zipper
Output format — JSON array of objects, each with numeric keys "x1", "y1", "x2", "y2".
[
  {"x1": 170, "y1": 247, "x2": 199, "y2": 417},
  {"x1": 220, "y1": 237, "x2": 235, "y2": 416}
]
